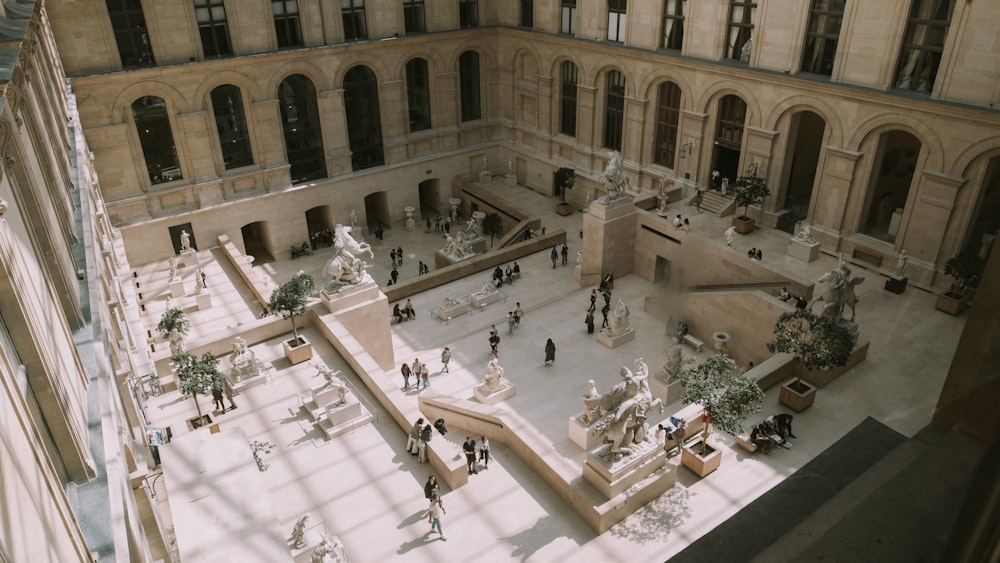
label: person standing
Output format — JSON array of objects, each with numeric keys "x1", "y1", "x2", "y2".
[
  {"x1": 420, "y1": 362, "x2": 430, "y2": 390},
  {"x1": 390, "y1": 248, "x2": 397, "y2": 267},
  {"x1": 212, "y1": 385, "x2": 226, "y2": 413},
  {"x1": 478, "y1": 436, "x2": 491, "y2": 470},
  {"x1": 544, "y1": 338, "x2": 556, "y2": 366},
  {"x1": 695, "y1": 189, "x2": 704, "y2": 213},
  {"x1": 463, "y1": 437, "x2": 478, "y2": 474},
  {"x1": 411, "y1": 358, "x2": 422, "y2": 388},
  {"x1": 401, "y1": 361, "x2": 412, "y2": 390},
  {"x1": 396, "y1": 246, "x2": 404, "y2": 264},
  {"x1": 601, "y1": 303, "x2": 610, "y2": 328},
  {"x1": 589, "y1": 290, "x2": 597, "y2": 312},
  {"x1": 551, "y1": 246, "x2": 558, "y2": 268},
  {"x1": 489, "y1": 330, "x2": 500, "y2": 355},
  {"x1": 440, "y1": 347, "x2": 451, "y2": 373},
  {"x1": 561, "y1": 243, "x2": 569, "y2": 265},
  {"x1": 427, "y1": 495, "x2": 447, "y2": 540},
  {"x1": 405, "y1": 298, "x2": 416, "y2": 320},
  {"x1": 513, "y1": 302, "x2": 523, "y2": 326},
  {"x1": 424, "y1": 475, "x2": 440, "y2": 503},
  {"x1": 391, "y1": 266, "x2": 399, "y2": 284},
  {"x1": 585, "y1": 310, "x2": 595, "y2": 334},
  {"x1": 407, "y1": 418, "x2": 424, "y2": 455},
  {"x1": 418, "y1": 424, "x2": 433, "y2": 463},
  {"x1": 507, "y1": 311, "x2": 515, "y2": 336},
  {"x1": 223, "y1": 378, "x2": 237, "y2": 410}
]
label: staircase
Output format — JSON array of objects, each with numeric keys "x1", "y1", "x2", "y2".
[{"x1": 698, "y1": 190, "x2": 735, "y2": 216}]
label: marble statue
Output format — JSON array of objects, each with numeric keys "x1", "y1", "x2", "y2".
[
  {"x1": 980, "y1": 232, "x2": 995, "y2": 260},
  {"x1": 474, "y1": 278, "x2": 498, "y2": 298},
  {"x1": 481, "y1": 156, "x2": 488, "y2": 173},
  {"x1": 894, "y1": 250, "x2": 909, "y2": 278},
  {"x1": 179, "y1": 229, "x2": 191, "y2": 251},
  {"x1": 310, "y1": 534, "x2": 341, "y2": 563},
  {"x1": 656, "y1": 178, "x2": 669, "y2": 214},
  {"x1": 231, "y1": 336, "x2": 264, "y2": 381},
  {"x1": 482, "y1": 357, "x2": 506, "y2": 394},
  {"x1": 739, "y1": 38, "x2": 752, "y2": 63},
  {"x1": 289, "y1": 514, "x2": 310, "y2": 549},
  {"x1": 810, "y1": 254, "x2": 865, "y2": 322},
  {"x1": 725, "y1": 226, "x2": 737, "y2": 247},
  {"x1": 597, "y1": 151, "x2": 632, "y2": 202},
  {"x1": 194, "y1": 268, "x2": 205, "y2": 295},
  {"x1": 507, "y1": 158, "x2": 513, "y2": 174},
  {"x1": 168, "y1": 328, "x2": 185, "y2": 357},
  {"x1": 350, "y1": 209, "x2": 358, "y2": 228},
  {"x1": 603, "y1": 299, "x2": 632, "y2": 337},
  {"x1": 442, "y1": 294, "x2": 464, "y2": 309},
  {"x1": 581, "y1": 379, "x2": 601, "y2": 425},
  {"x1": 168, "y1": 257, "x2": 178, "y2": 281},
  {"x1": 582, "y1": 358, "x2": 664, "y2": 461},
  {"x1": 794, "y1": 225, "x2": 817, "y2": 244},
  {"x1": 313, "y1": 362, "x2": 348, "y2": 405},
  {"x1": 324, "y1": 224, "x2": 374, "y2": 286},
  {"x1": 662, "y1": 342, "x2": 682, "y2": 379}
]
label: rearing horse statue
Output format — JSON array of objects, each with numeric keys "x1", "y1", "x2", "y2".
[{"x1": 324, "y1": 224, "x2": 374, "y2": 285}]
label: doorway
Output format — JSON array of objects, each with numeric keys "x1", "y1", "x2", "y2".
[
  {"x1": 778, "y1": 111, "x2": 826, "y2": 233},
  {"x1": 861, "y1": 130, "x2": 921, "y2": 242},
  {"x1": 418, "y1": 179, "x2": 441, "y2": 220},
  {"x1": 654, "y1": 256, "x2": 671, "y2": 286},
  {"x1": 240, "y1": 221, "x2": 274, "y2": 264},
  {"x1": 364, "y1": 191, "x2": 390, "y2": 233}
]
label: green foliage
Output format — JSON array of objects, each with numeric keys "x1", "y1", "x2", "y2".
[
  {"x1": 555, "y1": 167, "x2": 575, "y2": 203},
  {"x1": 732, "y1": 174, "x2": 771, "y2": 220},
  {"x1": 156, "y1": 307, "x2": 190, "y2": 340},
  {"x1": 944, "y1": 252, "x2": 985, "y2": 289},
  {"x1": 677, "y1": 353, "x2": 764, "y2": 451},
  {"x1": 173, "y1": 351, "x2": 224, "y2": 420},
  {"x1": 767, "y1": 309, "x2": 854, "y2": 372},
  {"x1": 268, "y1": 271, "x2": 315, "y2": 340},
  {"x1": 482, "y1": 212, "x2": 503, "y2": 246}
]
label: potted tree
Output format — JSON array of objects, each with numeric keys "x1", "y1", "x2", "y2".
[
  {"x1": 676, "y1": 353, "x2": 764, "y2": 477},
  {"x1": 173, "y1": 351, "x2": 225, "y2": 429},
  {"x1": 482, "y1": 212, "x2": 503, "y2": 247},
  {"x1": 156, "y1": 306, "x2": 190, "y2": 356},
  {"x1": 731, "y1": 174, "x2": 770, "y2": 234},
  {"x1": 269, "y1": 271, "x2": 315, "y2": 364},
  {"x1": 555, "y1": 167, "x2": 575, "y2": 215},
  {"x1": 767, "y1": 309, "x2": 854, "y2": 412},
  {"x1": 936, "y1": 252, "x2": 985, "y2": 315}
]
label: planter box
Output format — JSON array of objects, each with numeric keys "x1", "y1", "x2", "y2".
[
  {"x1": 556, "y1": 202, "x2": 575, "y2": 216},
  {"x1": 283, "y1": 336, "x2": 313, "y2": 365},
  {"x1": 185, "y1": 414, "x2": 213, "y2": 431},
  {"x1": 732, "y1": 216, "x2": 755, "y2": 234},
  {"x1": 935, "y1": 291, "x2": 967, "y2": 315},
  {"x1": 779, "y1": 379, "x2": 817, "y2": 412},
  {"x1": 680, "y1": 439, "x2": 722, "y2": 478}
]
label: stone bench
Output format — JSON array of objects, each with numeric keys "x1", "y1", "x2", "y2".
[
  {"x1": 682, "y1": 334, "x2": 704, "y2": 352},
  {"x1": 852, "y1": 246, "x2": 883, "y2": 267},
  {"x1": 736, "y1": 434, "x2": 757, "y2": 453}
]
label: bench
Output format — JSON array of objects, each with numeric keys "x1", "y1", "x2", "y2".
[
  {"x1": 682, "y1": 334, "x2": 704, "y2": 352},
  {"x1": 852, "y1": 246, "x2": 882, "y2": 267},
  {"x1": 736, "y1": 434, "x2": 757, "y2": 453},
  {"x1": 291, "y1": 243, "x2": 313, "y2": 259}
]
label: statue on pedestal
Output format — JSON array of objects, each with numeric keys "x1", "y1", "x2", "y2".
[
  {"x1": 581, "y1": 379, "x2": 600, "y2": 425},
  {"x1": 168, "y1": 328, "x2": 185, "y2": 357},
  {"x1": 324, "y1": 224, "x2": 374, "y2": 286},
  {"x1": 289, "y1": 514, "x2": 310, "y2": 549},
  {"x1": 231, "y1": 336, "x2": 263, "y2": 381},
  {"x1": 179, "y1": 229, "x2": 191, "y2": 251},
  {"x1": 894, "y1": 250, "x2": 909, "y2": 278},
  {"x1": 793, "y1": 225, "x2": 817, "y2": 244},
  {"x1": 810, "y1": 255, "x2": 865, "y2": 323},
  {"x1": 583, "y1": 358, "x2": 664, "y2": 461},
  {"x1": 597, "y1": 151, "x2": 632, "y2": 203},
  {"x1": 313, "y1": 362, "x2": 348, "y2": 405},
  {"x1": 482, "y1": 357, "x2": 506, "y2": 394},
  {"x1": 603, "y1": 299, "x2": 632, "y2": 337},
  {"x1": 168, "y1": 257, "x2": 178, "y2": 281},
  {"x1": 310, "y1": 534, "x2": 341, "y2": 563}
]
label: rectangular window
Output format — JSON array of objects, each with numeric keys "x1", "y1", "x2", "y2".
[
  {"x1": 459, "y1": 0, "x2": 479, "y2": 28},
  {"x1": 342, "y1": 0, "x2": 367, "y2": 41},
  {"x1": 561, "y1": 0, "x2": 577, "y2": 35},
  {"x1": 107, "y1": 0, "x2": 155, "y2": 67},
  {"x1": 894, "y1": 0, "x2": 956, "y2": 93},
  {"x1": 727, "y1": 1, "x2": 756, "y2": 62},
  {"x1": 460, "y1": 51, "x2": 481, "y2": 122},
  {"x1": 603, "y1": 71, "x2": 625, "y2": 150},
  {"x1": 195, "y1": 0, "x2": 232, "y2": 57},
  {"x1": 403, "y1": 0, "x2": 426, "y2": 33},
  {"x1": 520, "y1": 0, "x2": 534, "y2": 28},
  {"x1": 406, "y1": 58, "x2": 432, "y2": 132},
  {"x1": 273, "y1": 0, "x2": 302, "y2": 48},
  {"x1": 559, "y1": 62, "x2": 578, "y2": 137},
  {"x1": 661, "y1": 0, "x2": 685, "y2": 51},
  {"x1": 801, "y1": 0, "x2": 844, "y2": 75},
  {"x1": 608, "y1": 0, "x2": 627, "y2": 43},
  {"x1": 653, "y1": 82, "x2": 681, "y2": 169}
]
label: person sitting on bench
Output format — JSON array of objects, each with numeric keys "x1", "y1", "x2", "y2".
[
  {"x1": 402, "y1": 298, "x2": 416, "y2": 320},
  {"x1": 773, "y1": 413, "x2": 796, "y2": 439},
  {"x1": 392, "y1": 304, "x2": 404, "y2": 323},
  {"x1": 750, "y1": 424, "x2": 777, "y2": 454}
]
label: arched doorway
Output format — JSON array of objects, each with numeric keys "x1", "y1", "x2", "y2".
[
  {"x1": 364, "y1": 191, "x2": 390, "y2": 233},
  {"x1": 241, "y1": 221, "x2": 275, "y2": 264},
  {"x1": 963, "y1": 155, "x2": 1000, "y2": 259},
  {"x1": 418, "y1": 179, "x2": 441, "y2": 220},
  {"x1": 305, "y1": 205, "x2": 333, "y2": 248},
  {"x1": 778, "y1": 111, "x2": 826, "y2": 232},
  {"x1": 861, "y1": 130, "x2": 922, "y2": 242},
  {"x1": 710, "y1": 94, "x2": 747, "y2": 188}
]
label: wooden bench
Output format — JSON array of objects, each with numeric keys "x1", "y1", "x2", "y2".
[
  {"x1": 852, "y1": 246, "x2": 883, "y2": 267},
  {"x1": 682, "y1": 334, "x2": 704, "y2": 352},
  {"x1": 736, "y1": 434, "x2": 757, "y2": 452}
]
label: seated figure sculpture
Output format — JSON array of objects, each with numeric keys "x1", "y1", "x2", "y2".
[
  {"x1": 481, "y1": 357, "x2": 506, "y2": 394},
  {"x1": 583, "y1": 358, "x2": 664, "y2": 461},
  {"x1": 230, "y1": 336, "x2": 264, "y2": 381}
]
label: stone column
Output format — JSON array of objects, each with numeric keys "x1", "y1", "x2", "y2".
[
  {"x1": 810, "y1": 145, "x2": 862, "y2": 245},
  {"x1": 899, "y1": 170, "x2": 967, "y2": 283}
]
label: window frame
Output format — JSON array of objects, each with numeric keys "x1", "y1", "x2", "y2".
[
  {"x1": 559, "y1": 61, "x2": 578, "y2": 137},
  {"x1": 273, "y1": 0, "x2": 303, "y2": 48},
  {"x1": 459, "y1": 0, "x2": 479, "y2": 28},
  {"x1": 342, "y1": 0, "x2": 368, "y2": 41},
  {"x1": 800, "y1": 0, "x2": 845, "y2": 76},
  {"x1": 602, "y1": 70, "x2": 626, "y2": 151},
  {"x1": 652, "y1": 82, "x2": 681, "y2": 169},
  {"x1": 194, "y1": 0, "x2": 232, "y2": 57},
  {"x1": 403, "y1": 0, "x2": 426, "y2": 33},
  {"x1": 893, "y1": 0, "x2": 956, "y2": 94},
  {"x1": 608, "y1": 0, "x2": 627, "y2": 43},
  {"x1": 459, "y1": 50, "x2": 482, "y2": 122},
  {"x1": 726, "y1": 0, "x2": 756, "y2": 63},
  {"x1": 661, "y1": 0, "x2": 685, "y2": 51},
  {"x1": 405, "y1": 58, "x2": 432, "y2": 132},
  {"x1": 560, "y1": 0, "x2": 577, "y2": 35},
  {"x1": 107, "y1": 0, "x2": 155, "y2": 67}
]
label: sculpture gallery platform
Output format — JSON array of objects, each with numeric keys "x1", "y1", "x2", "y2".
[
  {"x1": 299, "y1": 383, "x2": 372, "y2": 440},
  {"x1": 596, "y1": 327, "x2": 635, "y2": 349},
  {"x1": 473, "y1": 380, "x2": 517, "y2": 405},
  {"x1": 162, "y1": 428, "x2": 291, "y2": 562},
  {"x1": 583, "y1": 440, "x2": 674, "y2": 500}
]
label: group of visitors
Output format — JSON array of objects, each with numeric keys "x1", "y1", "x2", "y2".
[
  {"x1": 656, "y1": 417, "x2": 688, "y2": 455},
  {"x1": 392, "y1": 299, "x2": 416, "y2": 323},
  {"x1": 426, "y1": 216, "x2": 454, "y2": 234},
  {"x1": 673, "y1": 214, "x2": 691, "y2": 232},
  {"x1": 749, "y1": 413, "x2": 796, "y2": 454},
  {"x1": 778, "y1": 286, "x2": 810, "y2": 310},
  {"x1": 748, "y1": 247, "x2": 764, "y2": 261},
  {"x1": 400, "y1": 357, "x2": 430, "y2": 391}
]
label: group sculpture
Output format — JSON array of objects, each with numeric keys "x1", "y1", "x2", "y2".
[
  {"x1": 597, "y1": 151, "x2": 633, "y2": 203},
  {"x1": 441, "y1": 230, "x2": 475, "y2": 260},
  {"x1": 230, "y1": 336, "x2": 264, "y2": 382},
  {"x1": 324, "y1": 224, "x2": 374, "y2": 287},
  {"x1": 582, "y1": 358, "x2": 664, "y2": 461},
  {"x1": 810, "y1": 255, "x2": 865, "y2": 323},
  {"x1": 313, "y1": 362, "x2": 348, "y2": 406}
]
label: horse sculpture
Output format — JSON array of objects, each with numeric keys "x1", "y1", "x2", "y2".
[
  {"x1": 584, "y1": 358, "x2": 664, "y2": 461},
  {"x1": 598, "y1": 151, "x2": 632, "y2": 196},
  {"x1": 324, "y1": 224, "x2": 374, "y2": 286},
  {"x1": 809, "y1": 256, "x2": 864, "y2": 322}
]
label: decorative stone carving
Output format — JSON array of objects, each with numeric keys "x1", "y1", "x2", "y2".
[
  {"x1": 482, "y1": 357, "x2": 506, "y2": 394},
  {"x1": 581, "y1": 379, "x2": 600, "y2": 425},
  {"x1": 793, "y1": 224, "x2": 817, "y2": 244},
  {"x1": 602, "y1": 299, "x2": 631, "y2": 337},
  {"x1": 230, "y1": 337, "x2": 264, "y2": 382},
  {"x1": 324, "y1": 224, "x2": 374, "y2": 288},
  {"x1": 582, "y1": 358, "x2": 664, "y2": 461},
  {"x1": 289, "y1": 514, "x2": 310, "y2": 549},
  {"x1": 810, "y1": 254, "x2": 865, "y2": 323}
]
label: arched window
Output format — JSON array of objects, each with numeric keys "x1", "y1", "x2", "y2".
[
  {"x1": 344, "y1": 66, "x2": 385, "y2": 170},
  {"x1": 559, "y1": 61, "x2": 578, "y2": 137},
  {"x1": 406, "y1": 58, "x2": 432, "y2": 132},
  {"x1": 603, "y1": 70, "x2": 625, "y2": 151},
  {"x1": 211, "y1": 85, "x2": 253, "y2": 170},
  {"x1": 653, "y1": 82, "x2": 681, "y2": 169},
  {"x1": 132, "y1": 96, "x2": 182, "y2": 184},
  {"x1": 278, "y1": 74, "x2": 326, "y2": 183},
  {"x1": 711, "y1": 94, "x2": 748, "y2": 183},
  {"x1": 459, "y1": 51, "x2": 481, "y2": 122}
]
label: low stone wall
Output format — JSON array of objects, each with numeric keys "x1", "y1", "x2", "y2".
[{"x1": 217, "y1": 233, "x2": 275, "y2": 310}]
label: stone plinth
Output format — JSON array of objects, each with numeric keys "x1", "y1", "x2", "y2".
[
  {"x1": 227, "y1": 368, "x2": 269, "y2": 394},
  {"x1": 473, "y1": 382, "x2": 517, "y2": 405},
  {"x1": 479, "y1": 171, "x2": 492, "y2": 184},
  {"x1": 649, "y1": 373, "x2": 684, "y2": 406},
  {"x1": 470, "y1": 290, "x2": 504, "y2": 308},
  {"x1": 168, "y1": 278, "x2": 186, "y2": 297},
  {"x1": 434, "y1": 300, "x2": 470, "y2": 321},
  {"x1": 583, "y1": 440, "x2": 667, "y2": 499},
  {"x1": 317, "y1": 281, "x2": 394, "y2": 372},
  {"x1": 300, "y1": 385, "x2": 373, "y2": 440},
  {"x1": 568, "y1": 414, "x2": 601, "y2": 450},
  {"x1": 787, "y1": 238, "x2": 821, "y2": 262},
  {"x1": 597, "y1": 328, "x2": 635, "y2": 349},
  {"x1": 469, "y1": 236, "x2": 488, "y2": 255},
  {"x1": 884, "y1": 276, "x2": 908, "y2": 294},
  {"x1": 504, "y1": 174, "x2": 516, "y2": 187},
  {"x1": 319, "y1": 281, "x2": 380, "y2": 313},
  {"x1": 177, "y1": 248, "x2": 196, "y2": 267},
  {"x1": 290, "y1": 523, "x2": 345, "y2": 563},
  {"x1": 581, "y1": 198, "x2": 637, "y2": 287},
  {"x1": 195, "y1": 291, "x2": 213, "y2": 310}
]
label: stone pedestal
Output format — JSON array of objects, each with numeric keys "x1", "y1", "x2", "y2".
[
  {"x1": 597, "y1": 328, "x2": 635, "y2": 349},
  {"x1": 469, "y1": 290, "x2": 504, "y2": 308},
  {"x1": 787, "y1": 238, "x2": 821, "y2": 262},
  {"x1": 405, "y1": 206, "x2": 417, "y2": 231},
  {"x1": 583, "y1": 440, "x2": 666, "y2": 499},
  {"x1": 581, "y1": 198, "x2": 637, "y2": 288},
  {"x1": 472, "y1": 382, "x2": 517, "y2": 405},
  {"x1": 177, "y1": 248, "x2": 196, "y2": 267},
  {"x1": 434, "y1": 300, "x2": 470, "y2": 321},
  {"x1": 884, "y1": 276, "x2": 908, "y2": 294},
  {"x1": 318, "y1": 281, "x2": 394, "y2": 372},
  {"x1": 649, "y1": 373, "x2": 684, "y2": 406},
  {"x1": 196, "y1": 290, "x2": 213, "y2": 310},
  {"x1": 301, "y1": 385, "x2": 373, "y2": 440},
  {"x1": 168, "y1": 278, "x2": 186, "y2": 297},
  {"x1": 227, "y1": 368, "x2": 269, "y2": 394},
  {"x1": 568, "y1": 414, "x2": 601, "y2": 450},
  {"x1": 479, "y1": 171, "x2": 492, "y2": 184},
  {"x1": 290, "y1": 523, "x2": 346, "y2": 563},
  {"x1": 505, "y1": 174, "x2": 516, "y2": 187}
]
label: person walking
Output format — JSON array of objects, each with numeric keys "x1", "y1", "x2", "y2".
[
  {"x1": 424, "y1": 475, "x2": 440, "y2": 503},
  {"x1": 223, "y1": 378, "x2": 237, "y2": 410},
  {"x1": 589, "y1": 290, "x2": 597, "y2": 312},
  {"x1": 440, "y1": 347, "x2": 451, "y2": 373},
  {"x1": 551, "y1": 246, "x2": 558, "y2": 268},
  {"x1": 585, "y1": 310, "x2": 595, "y2": 334},
  {"x1": 396, "y1": 246, "x2": 404, "y2": 264},
  {"x1": 418, "y1": 423, "x2": 433, "y2": 463},
  {"x1": 427, "y1": 496, "x2": 447, "y2": 540},
  {"x1": 212, "y1": 385, "x2": 226, "y2": 413},
  {"x1": 489, "y1": 330, "x2": 500, "y2": 355},
  {"x1": 390, "y1": 266, "x2": 399, "y2": 284},
  {"x1": 411, "y1": 358, "x2": 422, "y2": 387},
  {"x1": 544, "y1": 338, "x2": 556, "y2": 366},
  {"x1": 463, "y1": 436, "x2": 478, "y2": 474},
  {"x1": 507, "y1": 311, "x2": 515, "y2": 336},
  {"x1": 513, "y1": 302, "x2": 523, "y2": 326},
  {"x1": 561, "y1": 243, "x2": 569, "y2": 265},
  {"x1": 420, "y1": 362, "x2": 430, "y2": 390},
  {"x1": 478, "y1": 436, "x2": 491, "y2": 470},
  {"x1": 390, "y1": 248, "x2": 397, "y2": 266},
  {"x1": 695, "y1": 189, "x2": 704, "y2": 213},
  {"x1": 407, "y1": 418, "x2": 424, "y2": 455},
  {"x1": 601, "y1": 303, "x2": 610, "y2": 328},
  {"x1": 401, "y1": 361, "x2": 412, "y2": 390}
]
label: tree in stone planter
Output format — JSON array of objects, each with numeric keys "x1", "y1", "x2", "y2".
[
  {"x1": 944, "y1": 251, "x2": 985, "y2": 293},
  {"x1": 732, "y1": 174, "x2": 771, "y2": 221},
  {"x1": 157, "y1": 306, "x2": 190, "y2": 356},
  {"x1": 268, "y1": 272, "x2": 314, "y2": 346},
  {"x1": 482, "y1": 212, "x2": 503, "y2": 247},
  {"x1": 173, "y1": 351, "x2": 225, "y2": 425},
  {"x1": 677, "y1": 353, "x2": 765, "y2": 455},
  {"x1": 555, "y1": 167, "x2": 575, "y2": 204},
  {"x1": 767, "y1": 309, "x2": 854, "y2": 379}
]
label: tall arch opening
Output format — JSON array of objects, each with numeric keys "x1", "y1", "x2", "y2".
[
  {"x1": 278, "y1": 74, "x2": 326, "y2": 183},
  {"x1": 711, "y1": 94, "x2": 747, "y2": 187},
  {"x1": 861, "y1": 130, "x2": 922, "y2": 242},
  {"x1": 778, "y1": 110, "x2": 826, "y2": 232},
  {"x1": 240, "y1": 221, "x2": 274, "y2": 264},
  {"x1": 344, "y1": 65, "x2": 385, "y2": 170}
]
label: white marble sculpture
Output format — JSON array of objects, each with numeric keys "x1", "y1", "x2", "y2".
[
  {"x1": 231, "y1": 336, "x2": 264, "y2": 382},
  {"x1": 597, "y1": 151, "x2": 632, "y2": 203},
  {"x1": 794, "y1": 225, "x2": 817, "y2": 244},
  {"x1": 581, "y1": 379, "x2": 600, "y2": 425},
  {"x1": 474, "y1": 278, "x2": 498, "y2": 299},
  {"x1": 312, "y1": 362, "x2": 348, "y2": 405},
  {"x1": 194, "y1": 268, "x2": 205, "y2": 295},
  {"x1": 168, "y1": 257, "x2": 178, "y2": 281},
  {"x1": 179, "y1": 229, "x2": 191, "y2": 251},
  {"x1": 310, "y1": 534, "x2": 341, "y2": 563},
  {"x1": 810, "y1": 254, "x2": 865, "y2": 323},
  {"x1": 725, "y1": 226, "x2": 737, "y2": 247},
  {"x1": 350, "y1": 209, "x2": 358, "y2": 228},
  {"x1": 481, "y1": 156, "x2": 488, "y2": 173},
  {"x1": 442, "y1": 231, "x2": 475, "y2": 260},
  {"x1": 507, "y1": 158, "x2": 513, "y2": 174},
  {"x1": 603, "y1": 299, "x2": 632, "y2": 337},
  {"x1": 656, "y1": 178, "x2": 669, "y2": 214},
  {"x1": 894, "y1": 250, "x2": 909, "y2": 278},
  {"x1": 582, "y1": 358, "x2": 664, "y2": 461},
  {"x1": 168, "y1": 328, "x2": 185, "y2": 357},
  {"x1": 662, "y1": 342, "x2": 682, "y2": 379},
  {"x1": 482, "y1": 357, "x2": 506, "y2": 394},
  {"x1": 289, "y1": 514, "x2": 309, "y2": 549},
  {"x1": 324, "y1": 224, "x2": 374, "y2": 287}
]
